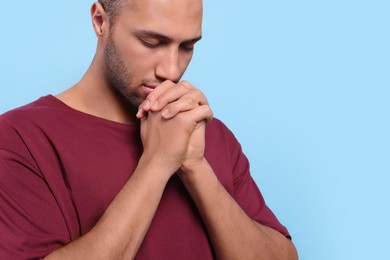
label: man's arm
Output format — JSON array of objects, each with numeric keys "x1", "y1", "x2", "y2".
[
  {"x1": 140, "y1": 81, "x2": 297, "y2": 259},
  {"x1": 178, "y1": 159, "x2": 298, "y2": 260},
  {"x1": 45, "y1": 96, "x2": 212, "y2": 259},
  {"x1": 178, "y1": 118, "x2": 297, "y2": 259},
  {"x1": 44, "y1": 159, "x2": 170, "y2": 259}
]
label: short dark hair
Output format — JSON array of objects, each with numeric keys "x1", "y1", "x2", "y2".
[{"x1": 98, "y1": 0, "x2": 126, "y2": 27}]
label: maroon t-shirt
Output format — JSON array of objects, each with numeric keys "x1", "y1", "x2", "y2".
[{"x1": 0, "y1": 95, "x2": 289, "y2": 259}]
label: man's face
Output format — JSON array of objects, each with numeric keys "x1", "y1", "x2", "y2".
[{"x1": 103, "y1": 0, "x2": 203, "y2": 108}]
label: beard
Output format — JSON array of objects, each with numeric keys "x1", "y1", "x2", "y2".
[{"x1": 103, "y1": 35, "x2": 144, "y2": 108}]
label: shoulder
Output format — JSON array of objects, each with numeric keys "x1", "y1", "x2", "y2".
[
  {"x1": 0, "y1": 95, "x2": 54, "y2": 126},
  {"x1": 0, "y1": 96, "x2": 54, "y2": 154}
]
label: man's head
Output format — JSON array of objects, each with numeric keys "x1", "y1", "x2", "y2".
[{"x1": 91, "y1": 0, "x2": 203, "y2": 108}]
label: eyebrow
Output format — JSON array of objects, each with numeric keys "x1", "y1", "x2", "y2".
[{"x1": 135, "y1": 29, "x2": 202, "y2": 44}]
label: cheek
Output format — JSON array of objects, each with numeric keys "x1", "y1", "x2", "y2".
[
  {"x1": 120, "y1": 46, "x2": 157, "y2": 76},
  {"x1": 114, "y1": 33, "x2": 153, "y2": 63}
]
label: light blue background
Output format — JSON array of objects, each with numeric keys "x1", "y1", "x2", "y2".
[{"x1": 1, "y1": 1, "x2": 389, "y2": 259}]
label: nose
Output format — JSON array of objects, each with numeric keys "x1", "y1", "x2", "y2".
[{"x1": 155, "y1": 47, "x2": 182, "y2": 82}]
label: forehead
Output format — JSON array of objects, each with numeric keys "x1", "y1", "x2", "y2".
[{"x1": 118, "y1": 0, "x2": 203, "y2": 39}]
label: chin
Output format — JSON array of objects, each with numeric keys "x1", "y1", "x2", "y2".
[{"x1": 124, "y1": 92, "x2": 144, "y2": 108}]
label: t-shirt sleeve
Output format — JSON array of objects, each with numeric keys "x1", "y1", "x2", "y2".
[
  {"x1": 211, "y1": 119, "x2": 291, "y2": 238},
  {"x1": 231, "y1": 144, "x2": 291, "y2": 238},
  {"x1": 0, "y1": 133, "x2": 70, "y2": 259}
]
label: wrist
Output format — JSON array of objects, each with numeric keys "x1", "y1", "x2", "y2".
[
  {"x1": 137, "y1": 155, "x2": 177, "y2": 182},
  {"x1": 180, "y1": 157, "x2": 208, "y2": 174},
  {"x1": 178, "y1": 158, "x2": 212, "y2": 184},
  {"x1": 178, "y1": 159, "x2": 219, "y2": 196}
]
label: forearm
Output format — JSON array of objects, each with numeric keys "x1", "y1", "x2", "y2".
[
  {"x1": 179, "y1": 160, "x2": 298, "y2": 260},
  {"x1": 45, "y1": 160, "x2": 171, "y2": 260}
]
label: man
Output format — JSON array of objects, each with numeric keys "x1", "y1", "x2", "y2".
[{"x1": 0, "y1": 0, "x2": 297, "y2": 259}]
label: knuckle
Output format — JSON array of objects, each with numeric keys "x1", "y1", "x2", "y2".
[
  {"x1": 179, "y1": 80, "x2": 192, "y2": 90},
  {"x1": 166, "y1": 103, "x2": 178, "y2": 114},
  {"x1": 203, "y1": 105, "x2": 213, "y2": 119},
  {"x1": 156, "y1": 94, "x2": 167, "y2": 103},
  {"x1": 161, "y1": 80, "x2": 174, "y2": 88},
  {"x1": 184, "y1": 96, "x2": 196, "y2": 105},
  {"x1": 192, "y1": 88, "x2": 201, "y2": 97},
  {"x1": 194, "y1": 88, "x2": 202, "y2": 95},
  {"x1": 193, "y1": 89, "x2": 207, "y2": 104}
]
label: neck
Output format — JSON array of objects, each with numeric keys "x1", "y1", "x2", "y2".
[{"x1": 56, "y1": 55, "x2": 138, "y2": 125}]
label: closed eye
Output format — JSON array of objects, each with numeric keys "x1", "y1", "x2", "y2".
[
  {"x1": 140, "y1": 39, "x2": 162, "y2": 49},
  {"x1": 180, "y1": 44, "x2": 195, "y2": 52},
  {"x1": 180, "y1": 38, "x2": 201, "y2": 52}
]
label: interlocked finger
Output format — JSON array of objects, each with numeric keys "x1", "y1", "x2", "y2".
[{"x1": 137, "y1": 80, "x2": 209, "y2": 120}]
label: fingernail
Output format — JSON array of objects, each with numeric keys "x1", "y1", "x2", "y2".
[
  {"x1": 144, "y1": 100, "x2": 151, "y2": 110},
  {"x1": 136, "y1": 109, "x2": 142, "y2": 118},
  {"x1": 162, "y1": 109, "x2": 170, "y2": 118}
]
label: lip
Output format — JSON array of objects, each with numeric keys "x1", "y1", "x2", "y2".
[{"x1": 142, "y1": 85, "x2": 156, "y2": 96}]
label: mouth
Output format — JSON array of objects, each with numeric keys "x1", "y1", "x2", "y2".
[{"x1": 142, "y1": 84, "x2": 156, "y2": 96}]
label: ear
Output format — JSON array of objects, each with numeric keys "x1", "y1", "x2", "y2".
[{"x1": 91, "y1": 2, "x2": 109, "y2": 38}]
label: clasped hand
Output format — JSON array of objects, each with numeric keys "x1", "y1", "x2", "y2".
[{"x1": 136, "y1": 80, "x2": 213, "y2": 176}]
